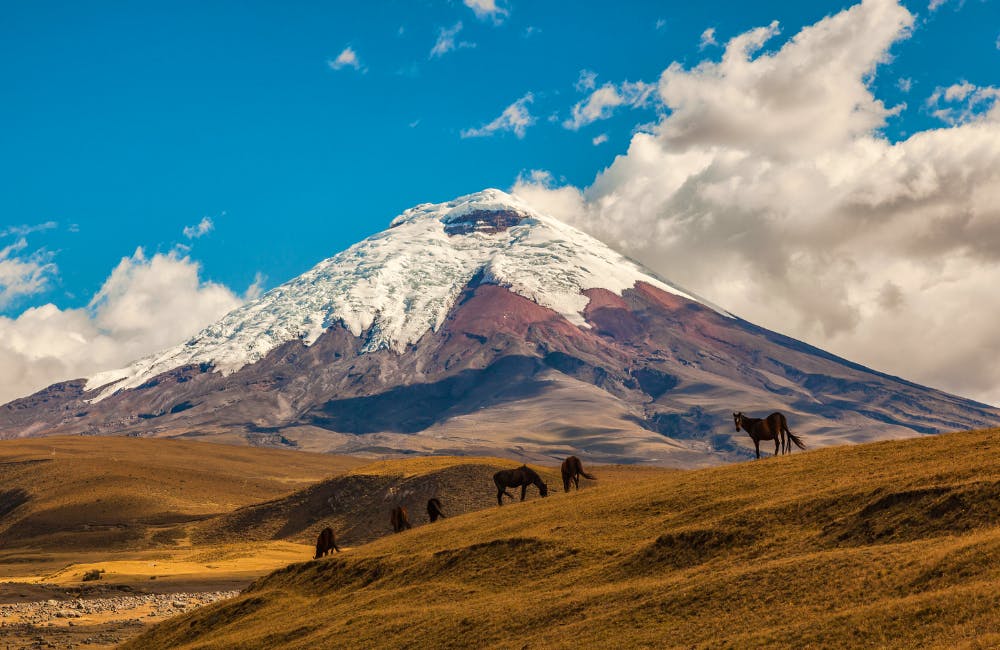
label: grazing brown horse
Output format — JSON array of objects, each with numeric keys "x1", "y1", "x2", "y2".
[
  {"x1": 561, "y1": 456, "x2": 596, "y2": 492},
  {"x1": 427, "y1": 498, "x2": 445, "y2": 522},
  {"x1": 390, "y1": 506, "x2": 412, "y2": 533},
  {"x1": 493, "y1": 465, "x2": 548, "y2": 506},
  {"x1": 733, "y1": 411, "x2": 805, "y2": 459},
  {"x1": 314, "y1": 526, "x2": 340, "y2": 558}
]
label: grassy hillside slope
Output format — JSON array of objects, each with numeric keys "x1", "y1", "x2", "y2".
[
  {"x1": 0, "y1": 436, "x2": 364, "y2": 554},
  {"x1": 195, "y1": 457, "x2": 563, "y2": 547},
  {"x1": 129, "y1": 429, "x2": 1000, "y2": 649}
]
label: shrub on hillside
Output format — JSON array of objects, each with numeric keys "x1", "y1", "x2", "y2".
[{"x1": 82, "y1": 568, "x2": 105, "y2": 581}]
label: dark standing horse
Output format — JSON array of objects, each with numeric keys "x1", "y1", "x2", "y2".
[
  {"x1": 314, "y1": 526, "x2": 340, "y2": 558},
  {"x1": 493, "y1": 465, "x2": 548, "y2": 506},
  {"x1": 561, "y1": 456, "x2": 596, "y2": 492},
  {"x1": 391, "y1": 506, "x2": 412, "y2": 533},
  {"x1": 427, "y1": 498, "x2": 445, "y2": 522},
  {"x1": 733, "y1": 411, "x2": 805, "y2": 459}
]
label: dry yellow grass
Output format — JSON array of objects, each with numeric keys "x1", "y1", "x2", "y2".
[
  {"x1": 125, "y1": 428, "x2": 1000, "y2": 649},
  {"x1": 0, "y1": 435, "x2": 365, "y2": 586},
  {"x1": 2, "y1": 541, "x2": 313, "y2": 589}
]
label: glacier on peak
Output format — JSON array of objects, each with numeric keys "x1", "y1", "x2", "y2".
[{"x1": 85, "y1": 188, "x2": 729, "y2": 401}]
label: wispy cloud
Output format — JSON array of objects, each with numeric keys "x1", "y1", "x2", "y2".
[
  {"x1": 328, "y1": 46, "x2": 365, "y2": 72},
  {"x1": 897, "y1": 77, "x2": 912, "y2": 93},
  {"x1": 183, "y1": 216, "x2": 215, "y2": 240},
  {"x1": 463, "y1": 0, "x2": 508, "y2": 23},
  {"x1": 461, "y1": 93, "x2": 535, "y2": 139},
  {"x1": 927, "y1": 81, "x2": 1000, "y2": 125},
  {"x1": 655, "y1": 18, "x2": 666, "y2": 31},
  {"x1": 592, "y1": 133, "x2": 609, "y2": 146},
  {"x1": 0, "y1": 222, "x2": 58, "y2": 238},
  {"x1": 575, "y1": 69, "x2": 597, "y2": 92},
  {"x1": 0, "y1": 238, "x2": 57, "y2": 309},
  {"x1": 699, "y1": 27, "x2": 718, "y2": 49},
  {"x1": 563, "y1": 81, "x2": 655, "y2": 130},
  {"x1": 430, "y1": 22, "x2": 475, "y2": 59},
  {"x1": 244, "y1": 271, "x2": 266, "y2": 301}
]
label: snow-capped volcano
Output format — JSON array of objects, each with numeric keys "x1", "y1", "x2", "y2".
[
  {"x1": 87, "y1": 189, "x2": 725, "y2": 400},
  {"x1": 3, "y1": 189, "x2": 999, "y2": 465}
]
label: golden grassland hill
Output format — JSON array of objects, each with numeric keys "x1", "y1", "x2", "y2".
[
  {"x1": 0, "y1": 436, "x2": 366, "y2": 553},
  {"x1": 129, "y1": 428, "x2": 1000, "y2": 649},
  {"x1": 193, "y1": 456, "x2": 565, "y2": 548}
]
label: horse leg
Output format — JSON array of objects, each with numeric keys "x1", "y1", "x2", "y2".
[
  {"x1": 520, "y1": 485, "x2": 527, "y2": 501},
  {"x1": 573, "y1": 475, "x2": 580, "y2": 491},
  {"x1": 754, "y1": 438, "x2": 760, "y2": 459},
  {"x1": 774, "y1": 436, "x2": 779, "y2": 457},
  {"x1": 497, "y1": 488, "x2": 504, "y2": 506}
]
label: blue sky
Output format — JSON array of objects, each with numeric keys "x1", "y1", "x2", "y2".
[
  {"x1": 2, "y1": 0, "x2": 1000, "y2": 404},
  {"x1": 2, "y1": 0, "x2": 996, "y2": 308}
]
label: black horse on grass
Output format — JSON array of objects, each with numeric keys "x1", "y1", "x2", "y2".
[
  {"x1": 561, "y1": 456, "x2": 596, "y2": 492},
  {"x1": 427, "y1": 498, "x2": 445, "y2": 522},
  {"x1": 733, "y1": 411, "x2": 805, "y2": 459},
  {"x1": 314, "y1": 527, "x2": 341, "y2": 558},
  {"x1": 493, "y1": 465, "x2": 548, "y2": 506}
]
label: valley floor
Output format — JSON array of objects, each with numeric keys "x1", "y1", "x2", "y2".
[{"x1": 0, "y1": 538, "x2": 321, "y2": 648}]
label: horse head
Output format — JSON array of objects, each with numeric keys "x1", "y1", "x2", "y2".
[
  {"x1": 733, "y1": 412, "x2": 743, "y2": 431},
  {"x1": 538, "y1": 481, "x2": 548, "y2": 497}
]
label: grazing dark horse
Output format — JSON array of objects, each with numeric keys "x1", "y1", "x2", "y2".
[
  {"x1": 493, "y1": 465, "x2": 548, "y2": 506},
  {"x1": 390, "y1": 506, "x2": 412, "y2": 533},
  {"x1": 733, "y1": 411, "x2": 805, "y2": 459},
  {"x1": 561, "y1": 456, "x2": 596, "y2": 492},
  {"x1": 314, "y1": 526, "x2": 340, "y2": 558},
  {"x1": 427, "y1": 497, "x2": 445, "y2": 522}
]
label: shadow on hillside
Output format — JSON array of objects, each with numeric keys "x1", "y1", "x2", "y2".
[
  {"x1": 302, "y1": 355, "x2": 553, "y2": 434},
  {"x1": 822, "y1": 480, "x2": 1000, "y2": 546},
  {"x1": 0, "y1": 488, "x2": 30, "y2": 519}
]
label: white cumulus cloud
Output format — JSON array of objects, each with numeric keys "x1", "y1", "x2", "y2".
[
  {"x1": 0, "y1": 249, "x2": 255, "y2": 404},
  {"x1": 461, "y1": 93, "x2": 536, "y2": 138},
  {"x1": 514, "y1": 0, "x2": 1000, "y2": 405}
]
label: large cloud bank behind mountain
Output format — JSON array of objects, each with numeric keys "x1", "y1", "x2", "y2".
[{"x1": 515, "y1": 0, "x2": 1000, "y2": 405}]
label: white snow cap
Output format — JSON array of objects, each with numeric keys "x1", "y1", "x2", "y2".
[{"x1": 86, "y1": 189, "x2": 728, "y2": 400}]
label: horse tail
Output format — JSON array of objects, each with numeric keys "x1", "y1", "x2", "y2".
[
  {"x1": 580, "y1": 470, "x2": 596, "y2": 480},
  {"x1": 785, "y1": 426, "x2": 806, "y2": 450}
]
